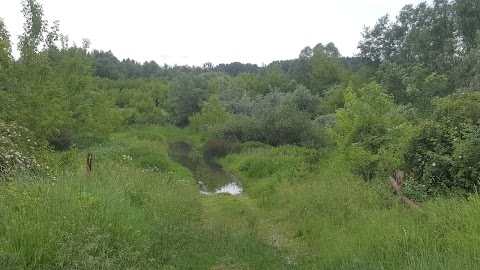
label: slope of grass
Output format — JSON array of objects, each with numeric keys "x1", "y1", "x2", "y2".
[
  {"x1": 222, "y1": 145, "x2": 480, "y2": 269},
  {"x1": 0, "y1": 126, "x2": 289, "y2": 269}
]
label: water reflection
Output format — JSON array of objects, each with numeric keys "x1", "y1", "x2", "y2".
[{"x1": 168, "y1": 141, "x2": 243, "y2": 195}]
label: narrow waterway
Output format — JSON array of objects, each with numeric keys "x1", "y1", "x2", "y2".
[{"x1": 167, "y1": 141, "x2": 242, "y2": 195}]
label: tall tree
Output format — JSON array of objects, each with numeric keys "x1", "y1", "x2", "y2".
[
  {"x1": 0, "y1": 18, "x2": 12, "y2": 120},
  {"x1": 455, "y1": 0, "x2": 480, "y2": 50},
  {"x1": 18, "y1": 0, "x2": 46, "y2": 64},
  {"x1": 167, "y1": 74, "x2": 207, "y2": 126},
  {"x1": 288, "y1": 46, "x2": 313, "y2": 87},
  {"x1": 141, "y1": 60, "x2": 159, "y2": 78},
  {"x1": 92, "y1": 50, "x2": 122, "y2": 79},
  {"x1": 309, "y1": 49, "x2": 346, "y2": 95},
  {"x1": 358, "y1": 15, "x2": 394, "y2": 64},
  {"x1": 0, "y1": 18, "x2": 12, "y2": 70}
]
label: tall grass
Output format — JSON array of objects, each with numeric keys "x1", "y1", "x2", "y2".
[
  {"x1": 222, "y1": 145, "x2": 480, "y2": 269},
  {"x1": 3, "y1": 125, "x2": 480, "y2": 269},
  {"x1": 0, "y1": 126, "x2": 290, "y2": 269}
]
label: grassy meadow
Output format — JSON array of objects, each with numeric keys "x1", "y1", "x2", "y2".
[{"x1": 1, "y1": 125, "x2": 480, "y2": 269}]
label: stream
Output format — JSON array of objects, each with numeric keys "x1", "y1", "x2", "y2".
[{"x1": 167, "y1": 141, "x2": 243, "y2": 195}]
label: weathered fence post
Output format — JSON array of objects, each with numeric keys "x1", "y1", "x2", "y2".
[
  {"x1": 87, "y1": 153, "x2": 93, "y2": 177},
  {"x1": 390, "y1": 171, "x2": 423, "y2": 212}
]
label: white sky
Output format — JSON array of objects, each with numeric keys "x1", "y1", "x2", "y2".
[{"x1": 1, "y1": 0, "x2": 428, "y2": 66}]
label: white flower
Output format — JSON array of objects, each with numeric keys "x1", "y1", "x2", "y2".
[{"x1": 432, "y1": 162, "x2": 436, "y2": 167}]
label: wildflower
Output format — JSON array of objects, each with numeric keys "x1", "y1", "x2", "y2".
[{"x1": 432, "y1": 162, "x2": 436, "y2": 167}]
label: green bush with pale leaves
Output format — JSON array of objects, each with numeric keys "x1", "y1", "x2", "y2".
[{"x1": 0, "y1": 121, "x2": 46, "y2": 180}]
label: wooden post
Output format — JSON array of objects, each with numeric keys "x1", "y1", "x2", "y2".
[
  {"x1": 87, "y1": 153, "x2": 93, "y2": 177},
  {"x1": 394, "y1": 171, "x2": 405, "y2": 186},
  {"x1": 390, "y1": 171, "x2": 423, "y2": 213}
]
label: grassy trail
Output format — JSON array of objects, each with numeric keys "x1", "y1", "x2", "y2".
[{"x1": 200, "y1": 194, "x2": 307, "y2": 267}]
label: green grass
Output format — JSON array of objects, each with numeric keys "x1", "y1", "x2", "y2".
[
  {"x1": 0, "y1": 126, "x2": 290, "y2": 269},
  {"x1": 2, "y1": 125, "x2": 480, "y2": 269},
  {"x1": 222, "y1": 145, "x2": 480, "y2": 269}
]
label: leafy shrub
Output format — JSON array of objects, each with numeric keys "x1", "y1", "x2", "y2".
[
  {"x1": 401, "y1": 177, "x2": 429, "y2": 202},
  {"x1": 280, "y1": 85, "x2": 319, "y2": 115},
  {"x1": 0, "y1": 121, "x2": 46, "y2": 180},
  {"x1": 48, "y1": 126, "x2": 75, "y2": 151},
  {"x1": 344, "y1": 145, "x2": 379, "y2": 180},
  {"x1": 452, "y1": 125, "x2": 480, "y2": 190},
  {"x1": 405, "y1": 92, "x2": 480, "y2": 196},
  {"x1": 133, "y1": 107, "x2": 169, "y2": 125},
  {"x1": 214, "y1": 115, "x2": 264, "y2": 142},
  {"x1": 167, "y1": 74, "x2": 207, "y2": 126},
  {"x1": 214, "y1": 86, "x2": 326, "y2": 148},
  {"x1": 203, "y1": 138, "x2": 237, "y2": 159},
  {"x1": 189, "y1": 95, "x2": 231, "y2": 135},
  {"x1": 214, "y1": 105, "x2": 325, "y2": 148},
  {"x1": 330, "y1": 83, "x2": 413, "y2": 179},
  {"x1": 256, "y1": 105, "x2": 318, "y2": 146}
]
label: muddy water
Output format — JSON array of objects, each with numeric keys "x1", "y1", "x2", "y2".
[{"x1": 167, "y1": 141, "x2": 242, "y2": 195}]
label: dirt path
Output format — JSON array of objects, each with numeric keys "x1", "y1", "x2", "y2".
[{"x1": 199, "y1": 194, "x2": 308, "y2": 267}]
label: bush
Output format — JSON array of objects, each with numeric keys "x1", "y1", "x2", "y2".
[
  {"x1": 452, "y1": 125, "x2": 480, "y2": 190},
  {"x1": 203, "y1": 138, "x2": 237, "y2": 159},
  {"x1": 214, "y1": 115, "x2": 264, "y2": 143},
  {"x1": 257, "y1": 105, "x2": 317, "y2": 146},
  {"x1": 330, "y1": 83, "x2": 413, "y2": 179},
  {"x1": 0, "y1": 121, "x2": 46, "y2": 180},
  {"x1": 188, "y1": 95, "x2": 230, "y2": 135},
  {"x1": 405, "y1": 92, "x2": 480, "y2": 196},
  {"x1": 214, "y1": 106, "x2": 325, "y2": 148}
]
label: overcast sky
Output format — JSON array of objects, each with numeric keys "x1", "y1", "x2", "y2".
[{"x1": 2, "y1": 0, "x2": 428, "y2": 66}]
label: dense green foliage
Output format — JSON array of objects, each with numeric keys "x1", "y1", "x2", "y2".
[
  {"x1": 1, "y1": 1, "x2": 122, "y2": 150},
  {"x1": 405, "y1": 92, "x2": 480, "y2": 197},
  {"x1": 0, "y1": 121, "x2": 47, "y2": 180},
  {"x1": 330, "y1": 82, "x2": 414, "y2": 180},
  {"x1": 2, "y1": 0, "x2": 480, "y2": 268}
]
